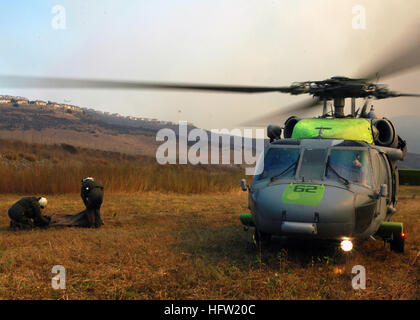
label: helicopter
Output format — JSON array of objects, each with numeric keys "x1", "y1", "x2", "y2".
[
  {"x1": 1, "y1": 34, "x2": 420, "y2": 254},
  {"x1": 238, "y1": 76, "x2": 415, "y2": 254}
]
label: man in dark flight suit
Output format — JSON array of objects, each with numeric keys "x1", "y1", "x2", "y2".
[
  {"x1": 80, "y1": 177, "x2": 104, "y2": 228},
  {"x1": 8, "y1": 197, "x2": 50, "y2": 230}
]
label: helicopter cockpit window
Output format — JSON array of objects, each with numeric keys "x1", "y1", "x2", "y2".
[
  {"x1": 298, "y1": 148, "x2": 328, "y2": 181},
  {"x1": 326, "y1": 149, "x2": 372, "y2": 186},
  {"x1": 255, "y1": 147, "x2": 300, "y2": 180}
]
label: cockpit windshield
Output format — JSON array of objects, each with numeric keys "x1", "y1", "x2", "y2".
[
  {"x1": 255, "y1": 147, "x2": 300, "y2": 180},
  {"x1": 298, "y1": 148, "x2": 328, "y2": 181},
  {"x1": 326, "y1": 149, "x2": 372, "y2": 186},
  {"x1": 253, "y1": 145, "x2": 372, "y2": 187}
]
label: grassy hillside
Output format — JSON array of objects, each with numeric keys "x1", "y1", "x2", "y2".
[{"x1": 0, "y1": 103, "x2": 160, "y2": 156}]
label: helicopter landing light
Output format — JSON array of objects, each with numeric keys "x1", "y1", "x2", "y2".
[{"x1": 340, "y1": 239, "x2": 353, "y2": 252}]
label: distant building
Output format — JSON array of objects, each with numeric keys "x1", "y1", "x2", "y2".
[
  {"x1": 16, "y1": 98, "x2": 29, "y2": 105},
  {"x1": 34, "y1": 100, "x2": 47, "y2": 106},
  {"x1": 0, "y1": 98, "x2": 11, "y2": 103},
  {"x1": 47, "y1": 101, "x2": 60, "y2": 108}
]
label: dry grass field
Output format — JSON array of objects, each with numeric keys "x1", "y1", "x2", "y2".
[
  {"x1": 0, "y1": 186, "x2": 418, "y2": 300},
  {"x1": 0, "y1": 139, "x2": 244, "y2": 194}
]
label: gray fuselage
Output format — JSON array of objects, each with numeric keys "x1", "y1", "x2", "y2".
[{"x1": 249, "y1": 139, "x2": 399, "y2": 241}]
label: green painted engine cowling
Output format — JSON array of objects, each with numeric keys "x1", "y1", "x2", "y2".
[{"x1": 291, "y1": 118, "x2": 374, "y2": 144}]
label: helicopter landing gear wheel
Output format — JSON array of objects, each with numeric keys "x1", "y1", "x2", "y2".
[
  {"x1": 253, "y1": 229, "x2": 271, "y2": 247},
  {"x1": 390, "y1": 232, "x2": 405, "y2": 253}
]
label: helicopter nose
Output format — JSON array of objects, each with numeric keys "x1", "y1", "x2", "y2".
[{"x1": 253, "y1": 183, "x2": 355, "y2": 239}]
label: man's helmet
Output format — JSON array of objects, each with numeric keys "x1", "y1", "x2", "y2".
[
  {"x1": 82, "y1": 177, "x2": 94, "y2": 183},
  {"x1": 38, "y1": 197, "x2": 48, "y2": 209}
]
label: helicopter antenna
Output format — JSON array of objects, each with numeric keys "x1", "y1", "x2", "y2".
[
  {"x1": 322, "y1": 99, "x2": 327, "y2": 116},
  {"x1": 359, "y1": 99, "x2": 369, "y2": 118},
  {"x1": 351, "y1": 98, "x2": 356, "y2": 117}
]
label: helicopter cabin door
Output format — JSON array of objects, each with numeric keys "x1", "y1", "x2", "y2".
[{"x1": 371, "y1": 149, "x2": 392, "y2": 220}]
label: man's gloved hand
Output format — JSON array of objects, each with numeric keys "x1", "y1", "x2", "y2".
[{"x1": 34, "y1": 215, "x2": 51, "y2": 227}]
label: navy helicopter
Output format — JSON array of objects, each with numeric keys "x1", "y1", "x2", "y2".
[
  {"x1": 238, "y1": 76, "x2": 416, "y2": 253},
  {"x1": 1, "y1": 36, "x2": 420, "y2": 253}
]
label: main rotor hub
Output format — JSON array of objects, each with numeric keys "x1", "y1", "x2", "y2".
[
  {"x1": 294, "y1": 77, "x2": 389, "y2": 100},
  {"x1": 290, "y1": 76, "x2": 401, "y2": 118}
]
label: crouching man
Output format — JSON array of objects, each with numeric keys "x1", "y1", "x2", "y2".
[
  {"x1": 8, "y1": 197, "x2": 50, "y2": 230},
  {"x1": 81, "y1": 177, "x2": 104, "y2": 228}
]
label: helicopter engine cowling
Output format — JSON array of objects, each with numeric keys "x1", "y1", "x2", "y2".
[
  {"x1": 372, "y1": 118, "x2": 398, "y2": 148},
  {"x1": 267, "y1": 125, "x2": 282, "y2": 142},
  {"x1": 284, "y1": 116, "x2": 300, "y2": 138}
]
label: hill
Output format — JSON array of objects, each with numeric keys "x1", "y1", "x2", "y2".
[
  {"x1": 0, "y1": 101, "x2": 167, "y2": 157},
  {"x1": 0, "y1": 98, "x2": 256, "y2": 159},
  {"x1": 1, "y1": 96, "x2": 419, "y2": 169},
  {"x1": 399, "y1": 152, "x2": 420, "y2": 169}
]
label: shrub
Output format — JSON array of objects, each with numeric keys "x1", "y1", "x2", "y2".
[
  {"x1": 21, "y1": 153, "x2": 36, "y2": 162},
  {"x1": 3, "y1": 151, "x2": 18, "y2": 161},
  {"x1": 61, "y1": 143, "x2": 78, "y2": 154},
  {"x1": 399, "y1": 169, "x2": 420, "y2": 186}
]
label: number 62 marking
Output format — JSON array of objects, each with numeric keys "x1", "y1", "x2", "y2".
[{"x1": 293, "y1": 185, "x2": 318, "y2": 193}]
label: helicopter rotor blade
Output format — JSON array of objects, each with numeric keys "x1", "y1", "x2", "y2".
[
  {"x1": 356, "y1": 25, "x2": 420, "y2": 80},
  {"x1": 393, "y1": 93, "x2": 420, "y2": 97},
  {"x1": 0, "y1": 75, "x2": 294, "y2": 94},
  {"x1": 240, "y1": 97, "x2": 321, "y2": 127},
  {"x1": 2, "y1": 24, "x2": 419, "y2": 128}
]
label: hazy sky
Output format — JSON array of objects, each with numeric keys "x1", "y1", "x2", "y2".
[{"x1": 1, "y1": 0, "x2": 420, "y2": 132}]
